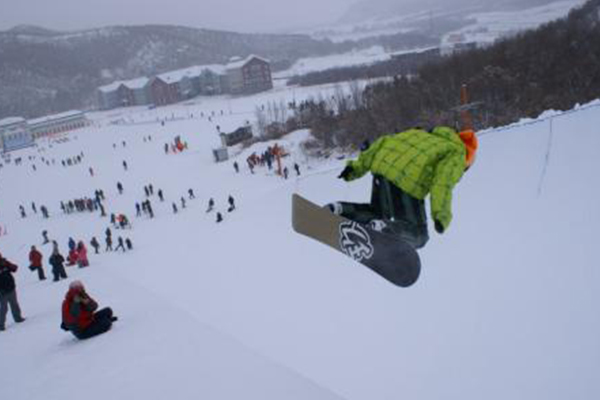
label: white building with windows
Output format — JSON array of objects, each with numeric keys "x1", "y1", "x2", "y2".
[
  {"x1": 28, "y1": 110, "x2": 89, "y2": 139},
  {"x1": 0, "y1": 117, "x2": 34, "y2": 153}
]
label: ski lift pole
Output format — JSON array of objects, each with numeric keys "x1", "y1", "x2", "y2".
[
  {"x1": 460, "y1": 84, "x2": 473, "y2": 131},
  {"x1": 452, "y1": 84, "x2": 482, "y2": 131}
]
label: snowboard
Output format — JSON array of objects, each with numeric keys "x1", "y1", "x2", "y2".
[{"x1": 292, "y1": 194, "x2": 421, "y2": 287}]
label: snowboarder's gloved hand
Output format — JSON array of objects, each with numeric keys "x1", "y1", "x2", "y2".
[
  {"x1": 434, "y1": 219, "x2": 445, "y2": 234},
  {"x1": 338, "y1": 166, "x2": 353, "y2": 180}
]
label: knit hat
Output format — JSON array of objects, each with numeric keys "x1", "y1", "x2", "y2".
[{"x1": 69, "y1": 280, "x2": 84, "y2": 291}]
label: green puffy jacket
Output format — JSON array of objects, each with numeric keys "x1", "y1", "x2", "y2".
[{"x1": 345, "y1": 127, "x2": 466, "y2": 230}]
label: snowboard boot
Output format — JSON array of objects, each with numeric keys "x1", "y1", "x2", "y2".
[{"x1": 324, "y1": 202, "x2": 343, "y2": 216}]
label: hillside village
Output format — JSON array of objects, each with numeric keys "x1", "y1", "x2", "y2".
[{"x1": 0, "y1": 55, "x2": 273, "y2": 153}]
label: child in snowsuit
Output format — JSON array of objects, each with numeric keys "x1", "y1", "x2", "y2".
[
  {"x1": 330, "y1": 127, "x2": 477, "y2": 249},
  {"x1": 28, "y1": 246, "x2": 46, "y2": 281},
  {"x1": 76, "y1": 242, "x2": 89, "y2": 268},
  {"x1": 90, "y1": 237, "x2": 100, "y2": 254},
  {"x1": 61, "y1": 281, "x2": 117, "y2": 340},
  {"x1": 49, "y1": 247, "x2": 68, "y2": 281}
]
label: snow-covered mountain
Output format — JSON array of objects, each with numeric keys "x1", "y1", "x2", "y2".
[
  {"x1": 0, "y1": 78, "x2": 598, "y2": 399},
  {"x1": 0, "y1": 24, "x2": 337, "y2": 120},
  {"x1": 309, "y1": 0, "x2": 585, "y2": 43}
]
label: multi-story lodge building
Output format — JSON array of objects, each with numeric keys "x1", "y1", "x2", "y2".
[
  {"x1": 96, "y1": 55, "x2": 272, "y2": 110},
  {"x1": 97, "y1": 77, "x2": 151, "y2": 110},
  {"x1": 225, "y1": 55, "x2": 273, "y2": 95}
]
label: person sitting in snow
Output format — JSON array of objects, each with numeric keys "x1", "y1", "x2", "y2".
[
  {"x1": 327, "y1": 126, "x2": 478, "y2": 249},
  {"x1": 61, "y1": 280, "x2": 117, "y2": 340}
]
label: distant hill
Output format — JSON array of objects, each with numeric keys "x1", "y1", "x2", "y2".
[
  {"x1": 339, "y1": 0, "x2": 568, "y2": 24},
  {"x1": 0, "y1": 24, "x2": 341, "y2": 119}
]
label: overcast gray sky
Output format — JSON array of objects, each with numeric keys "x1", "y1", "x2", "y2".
[{"x1": 0, "y1": 0, "x2": 358, "y2": 33}]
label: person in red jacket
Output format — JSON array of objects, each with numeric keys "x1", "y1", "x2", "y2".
[
  {"x1": 76, "y1": 242, "x2": 89, "y2": 268},
  {"x1": 61, "y1": 281, "x2": 117, "y2": 339},
  {"x1": 28, "y1": 246, "x2": 46, "y2": 281}
]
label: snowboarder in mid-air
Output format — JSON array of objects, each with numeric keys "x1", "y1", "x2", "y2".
[{"x1": 326, "y1": 126, "x2": 477, "y2": 249}]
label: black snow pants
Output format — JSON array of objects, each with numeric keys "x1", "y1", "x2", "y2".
[
  {"x1": 339, "y1": 175, "x2": 429, "y2": 249},
  {"x1": 73, "y1": 308, "x2": 114, "y2": 340}
]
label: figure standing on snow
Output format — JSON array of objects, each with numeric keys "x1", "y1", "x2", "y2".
[
  {"x1": 115, "y1": 237, "x2": 126, "y2": 252},
  {"x1": 172, "y1": 203, "x2": 178, "y2": 214},
  {"x1": 117, "y1": 182, "x2": 124, "y2": 195},
  {"x1": 49, "y1": 245, "x2": 68, "y2": 281},
  {"x1": 0, "y1": 253, "x2": 25, "y2": 331},
  {"x1": 90, "y1": 237, "x2": 100, "y2": 254},
  {"x1": 294, "y1": 163, "x2": 301, "y2": 176},
  {"x1": 28, "y1": 246, "x2": 46, "y2": 281},
  {"x1": 122, "y1": 160, "x2": 128, "y2": 171},
  {"x1": 233, "y1": 161, "x2": 239, "y2": 173},
  {"x1": 328, "y1": 127, "x2": 478, "y2": 249},
  {"x1": 19, "y1": 205, "x2": 26, "y2": 218},
  {"x1": 125, "y1": 238, "x2": 133, "y2": 251},
  {"x1": 42, "y1": 230, "x2": 49, "y2": 244},
  {"x1": 61, "y1": 281, "x2": 117, "y2": 340},
  {"x1": 158, "y1": 189, "x2": 164, "y2": 202},
  {"x1": 227, "y1": 195, "x2": 236, "y2": 212},
  {"x1": 188, "y1": 188, "x2": 195, "y2": 199},
  {"x1": 180, "y1": 197, "x2": 186, "y2": 209},
  {"x1": 68, "y1": 237, "x2": 76, "y2": 252},
  {"x1": 216, "y1": 212, "x2": 223, "y2": 223},
  {"x1": 77, "y1": 242, "x2": 89, "y2": 268},
  {"x1": 105, "y1": 235, "x2": 113, "y2": 252},
  {"x1": 206, "y1": 198, "x2": 215, "y2": 213}
]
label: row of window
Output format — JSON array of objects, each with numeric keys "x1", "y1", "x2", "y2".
[
  {"x1": 1, "y1": 131, "x2": 32, "y2": 142},
  {"x1": 32, "y1": 121, "x2": 87, "y2": 138}
]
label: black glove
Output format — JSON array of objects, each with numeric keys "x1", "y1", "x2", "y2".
[
  {"x1": 337, "y1": 166, "x2": 353, "y2": 180},
  {"x1": 434, "y1": 220, "x2": 445, "y2": 234}
]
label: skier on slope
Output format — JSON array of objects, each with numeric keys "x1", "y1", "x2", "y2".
[{"x1": 327, "y1": 126, "x2": 478, "y2": 249}]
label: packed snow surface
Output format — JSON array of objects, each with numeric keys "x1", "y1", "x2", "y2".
[{"x1": 0, "y1": 85, "x2": 599, "y2": 400}]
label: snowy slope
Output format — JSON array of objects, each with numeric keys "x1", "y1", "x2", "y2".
[{"x1": 0, "y1": 87, "x2": 599, "y2": 400}]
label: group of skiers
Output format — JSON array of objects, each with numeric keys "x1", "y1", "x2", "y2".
[
  {"x1": 103, "y1": 228, "x2": 133, "y2": 253},
  {"x1": 19, "y1": 203, "x2": 49, "y2": 219},
  {"x1": 61, "y1": 153, "x2": 84, "y2": 167}
]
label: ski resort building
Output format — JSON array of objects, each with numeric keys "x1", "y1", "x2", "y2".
[
  {"x1": 147, "y1": 76, "x2": 181, "y2": 106},
  {"x1": 0, "y1": 117, "x2": 34, "y2": 153},
  {"x1": 225, "y1": 55, "x2": 273, "y2": 94},
  {"x1": 97, "y1": 77, "x2": 151, "y2": 109},
  {"x1": 28, "y1": 110, "x2": 89, "y2": 139},
  {"x1": 95, "y1": 55, "x2": 272, "y2": 110}
]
